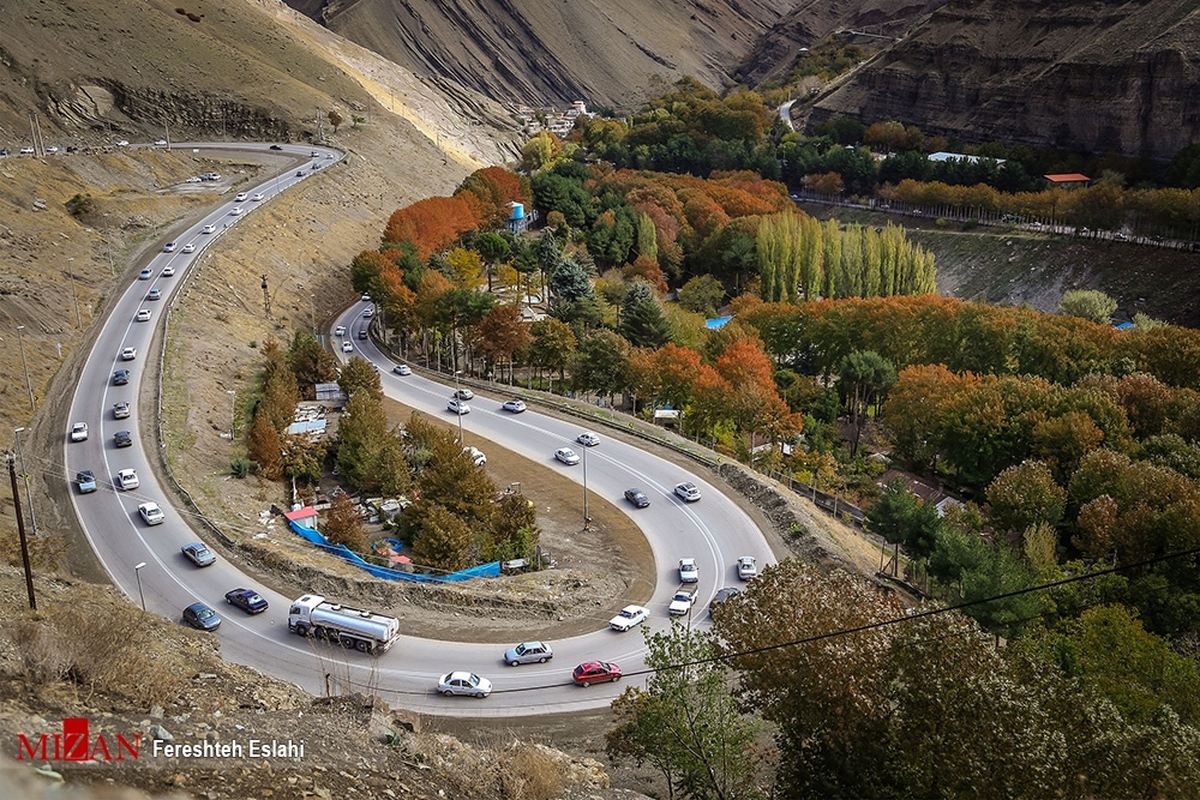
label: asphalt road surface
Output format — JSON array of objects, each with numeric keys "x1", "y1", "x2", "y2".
[{"x1": 65, "y1": 142, "x2": 776, "y2": 717}]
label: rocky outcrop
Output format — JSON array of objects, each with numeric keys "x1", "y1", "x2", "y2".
[{"x1": 807, "y1": 0, "x2": 1200, "y2": 161}]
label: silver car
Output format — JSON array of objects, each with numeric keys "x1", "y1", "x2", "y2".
[
  {"x1": 437, "y1": 671, "x2": 492, "y2": 698},
  {"x1": 504, "y1": 641, "x2": 554, "y2": 666}
]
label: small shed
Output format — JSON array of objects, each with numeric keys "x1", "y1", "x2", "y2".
[{"x1": 1044, "y1": 173, "x2": 1091, "y2": 189}]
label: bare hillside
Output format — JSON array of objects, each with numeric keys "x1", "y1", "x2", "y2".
[{"x1": 287, "y1": 0, "x2": 796, "y2": 108}]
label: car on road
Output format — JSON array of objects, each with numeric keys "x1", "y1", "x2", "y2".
[
  {"x1": 225, "y1": 587, "x2": 269, "y2": 614},
  {"x1": 163, "y1": 242, "x2": 177, "y2": 252},
  {"x1": 185, "y1": 176, "x2": 202, "y2": 183},
  {"x1": 252, "y1": 193, "x2": 264, "y2": 202},
  {"x1": 114, "y1": 430, "x2": 133, "y2": 448},
  {"x1": 674, "y1": 482, "x2": 702, "y2": 502},
  {"x1": 609, "y1": 604, "x2": 649, "y2": 632},
  {"x1": 116, "y1": 468, "x2": 139, "y2": 490},
  {"x1": 447, "y1": 398, "x2": 470, "y2": 415},
  {"x1": 202, "y1": 224, "x2": 216, "y2": 234},
  {"x1": 181, "y1": 243, "x2": 195, "y2": 253},
  {"x1": 678, "y1": 557, "x2": 699, "y2": 583},
  {"x1": 138, "y1": 502, "x2": 165, "y2": 525},
  {"x1": 437, "y1": 671, "x2": 492, "y2": 698},
  {"x1": 121, "y1": 346, "x2": 137, "y2": 361},
  {"x1": 295, "y1": 170, "x2": 305, "y2": 177},
  {"x1": 576, "y1": 431, "x2": 600, "y2": 447},
  {"x1": 147, "y1": 288, "x2": 161, "y2": 301},
  {"x1": 504, "y1": 641, "x2": 554, "y2": 666},
  {"x1": 113, "y1": 401, "x2": 130, "y2": 419},
  {"x1": 116, "y1": 140, "x2": 129, "y2": 147},
  {"x1": 453, "y1": 388, "x2": 474, "y2": 400},
  {"x1": 341, "y1": 341, "x2": 353, "y2": 353},
  {"x1": 112, "y1": 369, "x2": 130, "y2": 385},
  {"x1": 76, "y1": 470, "x2": 97, "y2": 494},
  {"x1": 162, "y1": 265, "x2": 176, "y2": 276},
  {"x1": 736, "y1": 556, "x2": 758, "y2": 581},
  {"x1": 182, "y1": 602, "x2": 221, "y2": 631},
  {"x1": 45, "y1": 146, "x2": 58, "y2": 154},
  {"x1": 70, "y1": 422, "x2": 89, "y2": 442},
  {"x1": 555, "y1": 447, "x2": 580, "y2": 466},
  {"x1": 361, "y1": 293, "x2": 372, "y2": 302},
  {"x1": 154, "y1": 140, "x2": 167, "y2": 147},
  {"x1": 357, "y1": 328, "x2": 368, "y2": 340},
  {"x1": 180, "y1": 542, "x2": 216, "y2": 567},
  {"x1": 135, "y1": 309, "x2": 151, "y2": 322},
  {"x1": 235, "y1": 192, "x2": 248, "y2": 202},
  {"x1": 229, "y1": 206, "x2": 243, "y2": 216},
  {"x1": 501, "y1": 399, "x2": 526, "y2": 413},
  {"x1": 334, "y1": 325, "x2": 346, "y2": 336},
  {"x1": 19, "y1": 147, "x2": 35, "y2": 155},
  {"x1": 202, "y1": 173, "x2": 222, "y2": 182},
  {"x1": 269, "y1": 144, "x2": 283, "y2": 151},
  {"x1": 393, "y1": 364, "x2": 412, "y2": 376},
  {"x1": 138, "y1": 268, "x2": 153, "y2": 280},
  {"x1": 573, "y1": 661, "x2": 621, "y2": 687},
  {"x1": 710, "y1": 587, "x2": 741, "y2": 616},
  {"x1": 362, "y1": 307, "x2": 374, "y2": 318},
  {"x1": 623, "y1": 488, "x2": 650, "y2": 508}
]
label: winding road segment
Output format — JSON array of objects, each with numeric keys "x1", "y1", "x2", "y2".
[{"x1": 64, "y1": 142, "x2": 775, "y2": 717}]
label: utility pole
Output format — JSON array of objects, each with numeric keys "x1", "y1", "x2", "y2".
[
  {"x1": 262, "y1": 274, "x2": 271, "y2": 319},
  {"x1": 13, "y1": 427, "x2": 37, "y2": 535},
  {"x1": 7, "y1": 452, "x2": 37, "y2": 610},
  {"x1": 16, "y1": 325, "x2": 34, "y2": 412}
]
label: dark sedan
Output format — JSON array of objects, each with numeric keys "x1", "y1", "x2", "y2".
[
  {"x1": 113, "y1": 430, "x2": 133, "y2": 448},
  {"x1": 623, "y1": 488, "x2": 651, "y2": 508},
  {"x1": 182, "y1": 602, "x2": 221, "y2": 631},
  {"x1": 112, "y1": 369, "x2": 130, "y2": 385},
  {"x1": 224, "y1": 588, "x2": 269, "y2": 614}
]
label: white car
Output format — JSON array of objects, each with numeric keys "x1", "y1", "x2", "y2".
[
  {"x1": 341, "y1": 341, "x2": 353, "y2": 353},
  {"x1": 147, "y1": 288, "x2": 161, "y2": 301},
  {"x1": 185, "y1": 176, "x2": 202, "y2": 183},
  {"x1": 116, "y1": 468, "x2": 140, "y2": 491},
  {"x1": 463, "y1": 446, "x2": 486, "y2": 466},
  {"x1": 69, "y1": 422, "x2": 89, "y2": 442},
  {"x1": 138, "y1": 502, "x2": 165, "y2": 526},
  {"x1": 737, "y1": 556, "x2": 758, "y2": 581},
  {"x1": 437, "y1": 671, "x2": 492, "y2": 698},
  {"x1": 454, "y1": 388, "x2": 474, "y2": 400},
  {"x1": 202, "y1": 224, "x2": 217, "y2": 234},
  {"x1": 182, "y1": 243, "x2": 196, "y2": 253},
  {"x1": 163, "y1": 242, "x2": 177, "y2": 252},
  {"x1": 576, "y1": 431, "x2": 601, "y2": 447},
  {"x1": 19, "y1": 147, "x2": 35, "y2": 155},
  {"x1": 135, "y1": 309, "x2": 151, "y2": 322},
  {"x1": 121, "y1": 346, "x2": 137, "y2": 361},
  {"x1": 363, "y1": 307, "x2": 374, "y2": 318},
  {"x1": 162, "y1": 265, "x2": 176, "y2": 277},
  {"x1": 251, "y1": 193, "x2": 264, "y2": 202},
  {"x1": 674, "y1": 482, "x2": 702, "y2": 502},
  {"x1": 229, "y1": 207, "x2": 243, "y2": 216},
  {"x1": 154, "y1": 140, "x2": 168, "y2": 147},
  {"x1": 555, "y1": 447, "x2": 580, "y2": 465},
  {"x1": 393, "y1": 364, "x2": 412, "y2": 376},
  {"x1": 116, "y1": 140, "x2": 129, "y2": 147},
  {"x1": 502, "y1": 399, "x2": 526, "y2": 413},
  {"x1": 678, "y1": 558, "x2": 699, "y2": 584},
  {"x1": 45, "y1": 145, "x2": 58, "y2": 154},
  {"x1": 447, "y1": 398, "x2": 470, "y2": 415},
  {"x1": 334, "y1": 325, "x2": 346, "y2": 336},
  {"x1": 113, "y1": 401, "x2": 131, "y2": 419},
  {"x1": 609, "y1": 605, "x2": 650, "y2": 632},
  {"x1": 235, "y1": 192, "x2": 248, "y2": 202}
]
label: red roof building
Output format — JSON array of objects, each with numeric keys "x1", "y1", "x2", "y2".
[{"x1": 1044, "y1": 173, "x2": 1091, "y2": 187}]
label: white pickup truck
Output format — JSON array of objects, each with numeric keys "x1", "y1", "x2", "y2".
[{"x1": 668, "y1": 585, "x2": 698, "y2": 616}]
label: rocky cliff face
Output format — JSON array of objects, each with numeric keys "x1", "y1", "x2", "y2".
[
  {"x1": 806, "y1": 0, "x2": 1200, "y2": 161},
  {"x1": 285, "y1": 0, "x2": 796, "y2": 108}
]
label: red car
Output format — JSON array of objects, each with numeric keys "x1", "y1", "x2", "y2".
[{"x1": 572, "y1": 661, "x2": 622, "y2": 687}]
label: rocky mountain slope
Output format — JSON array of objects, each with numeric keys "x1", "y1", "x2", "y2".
[
  {"x1": 285, "y1": 0, "x2": 795, "y2": 109},
  {"x1": 803, "y1": 0, "x2": 1200, "y2": 161}
]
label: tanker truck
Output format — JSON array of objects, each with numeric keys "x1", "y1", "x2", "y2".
[{"x1": 287, "y1": 594, "x2": 401, "y2": 654}]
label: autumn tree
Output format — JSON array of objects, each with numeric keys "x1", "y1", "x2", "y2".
[
  {"x1": 246, "y1": 411, "x2": 283, "y2": 480},
  {"x1": 290, "y1": 333, "x2": 338, "y2": 397},
  {"x1": 607, "y1": 625, "x2": 765, "y2": 800},
  {"x1": 475, "y1": 304, "x2": 531, "y2": 382},
  {"x1": 528, "y1": 317, "x2": 577, "y2": 381},
  {"x1": 1060, "y1": 289, "x2": 1117, "y2": 325},
  {"x1": 678, "y1": 274, "x2": 725, "y2": 317},
  {"x1": 408, "y1": 502, "x2": 474, "y2": 573},
  {"x1": 986, "y1": 460, "x2": 1066, "y2": 535},
  {"x1": 486, "y1": 493, "x2": 539, "y2": 563},
  {"x1": 323, "y1": 491, "x2": 367, "y2": 553},
  {"x1": 573, "y1": 329, "x2": 631, "y2": 402},
  {"x1": 338, "y1": 356, "x2": 383, "y2": 404}
]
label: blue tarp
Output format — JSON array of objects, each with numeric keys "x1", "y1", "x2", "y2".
[
  {"x1": 288, "y1": 520, "x2": 500, "y2": 583},
  {"x1": 705, "y1": 315, "x2": 733, "y2": 329}
]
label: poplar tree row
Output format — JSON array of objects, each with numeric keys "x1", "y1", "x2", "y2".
[{"x1": 756, "y1": 212, "x2": 936, "y2": 303}]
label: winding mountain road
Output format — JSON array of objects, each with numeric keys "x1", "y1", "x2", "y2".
[{"x1": 63, "y1": 142, "x2": 775, "y2": 717}]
